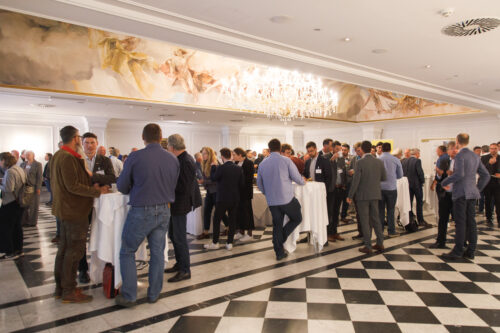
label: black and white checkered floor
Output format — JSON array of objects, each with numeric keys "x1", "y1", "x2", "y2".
[{"x1": 1, "y1": 201, "x2": 499, "y2": 333}]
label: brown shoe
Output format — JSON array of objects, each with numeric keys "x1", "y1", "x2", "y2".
[
  {"x1": 51, "y1": 236, "x2": 60, "y2": 243},
  {"x1": 359, "y1": 247, "x2": 372, "y2": 254},
  {"x1": 373, "y1": 244, "x2": 385, "y2": 252},
  {"x1": 61, "y1": 288, "x2": 93, "y2": 304},
  {"x1": 327, "y1": 235, "x2": 337, "y2": 242},
  {"x1": 54, "y1": 288, "x2": 62, "y2": 299},
  {"x1": 196, "y1": 233, "x2": 209, "y2": 240},
  {"x1": 333, "y1": 234, "x2": 345, "y2": 241},
  {"x1": 341, "y1": 218, "x2": 349, "y2": 223}
]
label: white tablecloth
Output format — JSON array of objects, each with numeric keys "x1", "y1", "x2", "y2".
[
  {"x1": 186, "y1": 187, "x2": 271, "y2": 236},
  {"x1": 89, "y1": 192, "x2": 168, "y2": 288},
  {"x1": 284, "y1": 182, "x2": 329, "y2": 253},
  {"x1": 395, "y1": 177, "x2": 411, "y2": 226}
]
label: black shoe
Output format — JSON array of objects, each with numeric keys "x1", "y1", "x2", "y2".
[
  {"x1": 429, "y1": 243, "x2": 447, "y2": 249},
  {"x1": 115, "y1": 294, "x2": 136, "y2": 308},
  {"x1": 276, "y1": 252, "x2": 288, "y2": 261},
  {"x1": 323, "y1": 241, "x2": 329, "y2": 247},
  {"x1": 419, "y1": 220, "x2": 432, "y2": 227},
  {"x1": 352, "y1": 234, "x2": 363, "y2": 240},
  {"x1": 164, "y1": 264, "x2": 179, "y2": 274},
  {"x1": 463, "y1": 252, "x2": 475, "y2": 260},
  {"x1": 78, "y1": 271, "x2": 90, "y2": 284},
  {"x1": 148, "y1": 297, "x2": 159, "y2": 304},
  {"x1": 440, "y1": 252, "x2": 462, "y2": 261},
  {"x1": 486, "y1": 220, "x2": 494, "y2": 227},
  {"x1": 168, "y1": 271, "x2": 191, "y2": 283}
]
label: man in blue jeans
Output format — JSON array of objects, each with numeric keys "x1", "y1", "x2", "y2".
[
  {"x1": 257, "y1": 139, "x2": 305, "y2": 261},
  {"x1": 378, "y1": 142, "x2": 403, "y2": 237},
  {"x1": 116, "y1": 124, "x2": 179, "y2": 307}
]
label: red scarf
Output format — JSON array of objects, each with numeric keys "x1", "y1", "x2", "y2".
[{"x1": 61, "y1": 145, "x2": 81, "y2": 159}]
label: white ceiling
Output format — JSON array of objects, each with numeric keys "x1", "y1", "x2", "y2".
[{"x1": 0, "y1": 0, "x2": 499, "y2": 117}]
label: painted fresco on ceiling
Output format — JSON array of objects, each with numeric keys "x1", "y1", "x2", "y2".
[{"x1": 0, "y1": 10, "x2": 478, "y2": 122}]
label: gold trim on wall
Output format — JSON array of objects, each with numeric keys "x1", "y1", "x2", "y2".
[
  {"x1": 420, "y1": 138, "x2": 455, "y2": 143},
  {"x1": 0, "y1": 84, "x2": 483, "y2": 124}
]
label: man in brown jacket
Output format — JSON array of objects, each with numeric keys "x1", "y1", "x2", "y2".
[{"x1": 51, "y1": 126, "x2": 108, "y2": 303}]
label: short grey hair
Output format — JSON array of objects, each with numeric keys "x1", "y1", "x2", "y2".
[
  {"x1": 167, "y1": 134, "x2": 186, "y2": 151},
  {"x1": 410, "y1": 148, "x2": 420, "y2": 156}
]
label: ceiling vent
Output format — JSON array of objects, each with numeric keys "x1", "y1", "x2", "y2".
[{"x1": 442, "y1": 18, "x2": 500, "y2": 36}]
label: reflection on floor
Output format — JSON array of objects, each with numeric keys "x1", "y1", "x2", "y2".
[{"x1": 1, "y1": 202, "x2": 499, "y2": 333}]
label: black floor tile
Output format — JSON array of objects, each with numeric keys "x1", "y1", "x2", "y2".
[
  {"x1": 170, "y1": 316, "x2": 220, "y2": 333},
  {"x1": 372, "y1": 279, "x2": 412, "y2": 291},
  {"x1": 223, "y1": 301, "x2": 267, "y2": 317},
  {"x1": 441, "y1": 281, "x2": 488, "y2": 294},
  {"x1": 397, "y1": 270, "x2": 435, "y2": 280},
  {"x1": 479, "y1": 264, "x2": 500, "y2": 272},
  {"x1": 475, "y1": 244, "x2": 499, "y2": 251},
  {"x1": 384, "y1": 254, "x2": 415, "y2": 262},
  {"x1": 335, "y1": 268, "x2": 370, "y2": 278},
  {"x1": 361, "y1": 260, "x2": 393, "y2": 269},
  {"x1": 461, "y1": 272, "x2": 500, "y2": 282},
  {"x1": 353, "y1": 322, "x2": 401, "y2": 333},
  {"x1": 305, "y1": 277, "x2": 340, "y2": 289},
  {"x1": 417, "y1": 292, "x2": 466, "y2": 308},
  {"x1": 262, "y1": 318, "x2": 307, "y2": 333},
  {"x1": 307, "y1": 303, "x2": 350, "y2": 320},
  {"x1": 403, "y1": 248, "x2": 433, "y2": 255},
  {"x1": 445, "y1": 325, "x2": 495, "y2": 333},
  {"x1": 388, "y1": 305, "x2": 440, "y2": 324},
  {"x1": 343, "y1": 290, "x2": 384, "y2": 305},
  {"x1": 419, "y1": 262, "x2": 455, "y2": 271},
  {"x1": 472, "y1": 309, "x2": 500, "y2": 327},
  {"x1": 269, "y1": 288, "x2": 307, "y2": 302}
]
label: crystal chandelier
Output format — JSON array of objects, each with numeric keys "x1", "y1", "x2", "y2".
[{"x1": 218, "y1": 67, "x2": 338, "y2": 121}]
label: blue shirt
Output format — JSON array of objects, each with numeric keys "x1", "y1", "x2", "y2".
[
  {"x1": 379, "y1": 152, "x2": 403, "y2": 191},
  {"x1": 117, "y1": 143, "x2": 179, "y2": 207},
  {"x1": 436, "y1": 153, "x2": 449, "y2": 171},
  {"x1": 257, "y1": 152, "x2": 305, "y2": 206}
]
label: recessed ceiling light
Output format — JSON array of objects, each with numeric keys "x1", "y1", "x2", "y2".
[
  {"x1": 269, "y1": 15, "x2": 292, "y2": 24},
  {"x1": 313, "y1": 28, "x2": 321, "y2": 32},
  {"x1": 475, "y1": 82, "x2": 483, "y2": 86},
  {"x1": 230, "y1": 119, "x2": 243, "y2": 122},
  {"x1": 37, "y1": 104, "x2": 56, "y2": 108},
  {"x1": 343, "y1": 37, "x2": 351, "y2": 42},
  {"x1": 372, "y1": 49, "x2": 388, "y2": 54},
  {"x1": 425, "y1": 65, "x2": 432, "y2": 69},
  {"x1": 495, "y1": 88, "x2": 500, "y2": 92},
  {"x1": 440, "y1": 8, "x2": 454, "y2": 17}
]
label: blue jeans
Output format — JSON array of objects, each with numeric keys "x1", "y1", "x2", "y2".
[
  {"x1": 45, "y1": 179, "x2": 53, "y2": 203},
  {"x1": 120, "y1": 204, "x2": 170, "y2": 302},
  {"x1": 269, "y1": 197, "x2": 302, "y2": 257},
  {"x1": 451, "y1": 197, "x2": 477, "y2": 256},
  {"x1": 56, "y1": 217, "x2": 61, "y2": 237},
  {"x1": 379, "y1": 190, "x2": 398, "y2": 234}
]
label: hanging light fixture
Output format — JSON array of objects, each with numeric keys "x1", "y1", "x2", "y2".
[{"x1": 218, "y1": 67, "x2": 338, "y2": 121}]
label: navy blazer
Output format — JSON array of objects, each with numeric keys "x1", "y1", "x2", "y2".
[
  {"x1": 304, "y1": 154, "x2": 332, "y2": 191},
  {"x1": 402, "y1": 156, "x2": 425, "y2": 189},
  {"x1": 211, "y1": 161, "x2": 244, "y2": 203},
  {"x1": 441, "y1": 147, "x2": 490, "y2": 200}
]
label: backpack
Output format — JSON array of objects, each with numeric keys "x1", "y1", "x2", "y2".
[
  {"x1": 12, "y1": 166, "x2": 34, "y2": 208},
  {"x1": 405, "y1": 213, "x2": 419, "y2": 233}
]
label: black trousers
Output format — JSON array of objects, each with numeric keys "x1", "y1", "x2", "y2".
[
  {"x1": 237, "y1": 199, "x2": 255, "y2": 231},
  {"x1": 269, "y1": 197, "x2": 302, "y2": 257},
  {"x1": 330, "y1": 187, "x2": 347, "y2": 235},
  {"x1": 484, "y1": 185, "x2": 500, "y2": 224},
  {"x1": 212, "y1": 201, "x2": 238, "y2": 244},
  {"x1": 203, "y1": 192, "x2": 228, "y2": 231},
  {"x1": 0, "y1": 201, "x2": 24, "y2": 255},
  {"x1": 409, "y1": 186, "x2": 424, "y2": 223},
  {"x1": 451, "y1": 197, "x2": 477, "y2": 256},
  {"x1": 169, "y1": 214, "x2": 190, "y2": 273},
  {"x1": 326, "y1": 191, "x2": 335, "y2": 233},
  {"x1": 437, "y1": 192, "x2": 453, "y2": 245}
]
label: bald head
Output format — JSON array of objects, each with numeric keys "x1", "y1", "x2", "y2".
[{"x1": 97, "y1": 146, "x2": 106, "y2": 156}]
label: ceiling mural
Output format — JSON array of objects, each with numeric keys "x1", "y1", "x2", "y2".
[{"x1": 0, "y1": 10, "x2": 480, "y2": 122}]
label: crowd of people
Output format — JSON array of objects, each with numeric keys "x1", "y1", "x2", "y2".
[{"x1": 0, "y1": 124, "x2": 498, "y2": 308}]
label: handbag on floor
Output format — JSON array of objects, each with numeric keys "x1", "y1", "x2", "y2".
[
  {"x1": 405, "y1": 213, "x2": 419, "y2": 233},
  {"x1": 103, "y1": 263, "x2": 119, "y2": 298}
]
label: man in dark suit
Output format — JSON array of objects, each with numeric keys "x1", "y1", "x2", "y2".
[
  {"x1": 78, "y1": 132, "x2": 116, "y2": 283},
  {"x1": 233, "y1": 147, "x2": 255, "y2": 241},
  {"x1": 164, "y1": 134, "x2": 201, "y2": 282},
  {"x1": 347, "y1": 141, "x2": 387, "y2": 254},
  {"x1": 304, "y1": 141, "x2": 336, "y2": 241},
  {"x1": 325, "y1": 144, "x2": 348, "y2": 242},
  {"x1": 480, "y1": 143, "x2": 500, "y2": 227},
  {"x1": 402, "y1": 148, "x2": 430, "y2": 227},
  {"x1": 318, "y1": 138, "x2": 333, "y2": 157},
  {"x1": 441, "y1": 133, "x2": 490, "y2": 260},
  {"x1": 205, "y1": 148, "x2": 244, "y2": 250}
]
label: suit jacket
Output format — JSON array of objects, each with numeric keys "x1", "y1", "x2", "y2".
[
  {"x1": 435, "y1": 154, "x2": 451, "y2": 196},
  {"x1": 50, "y1": 148, "x2": 100, "y2": 220},
  {"x1": 348, "y1": 154, "x2": 387, "y2": 201},
  {"x1": 21, "y1": 160, "x2": 43, "y2": 191},
  {"x1": 481, "y1": 153, "x2": 500, "y2": 188},
  {"x1": 91, "y1": 154, "x2": 116, "y2": 186},
  {"x1": 442, "y1": 147, "x2": 490, "y2": 200},
  {"x1": 304, "y1": 154, "x2": 332, "y2": 192},
  {"x1": 402, "y1": 156, "x2": 425, "y2": 189},
  {"x1": 334, "y1": 156, "x2": 348, "y2": 187},
  {"x1": 211, "y1": 161, "x2": 244, "y2": 203},
  {"x1": 171, "y1": 151, "x2": 200, "y2": 216},
  {"x1": 240, "y1": 158, "x2": 254, "y2": 200}
]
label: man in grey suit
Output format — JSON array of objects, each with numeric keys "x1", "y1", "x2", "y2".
[
  {"x1": 441, "y1": 133, "x2": 490, "y2": 260},
  {"x1": 21, "y1": 151, "x2": 43, "y2": 227},
  {"x1": 347, "y1": 141, "x2": 387, "y2": 254},
  {"x1": 402, "y1": 148, "x2": 430, "y2": 227}
]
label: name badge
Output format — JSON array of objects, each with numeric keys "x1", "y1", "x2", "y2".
[
  {"x1": 315, "y1": 169, "x2": 322, "y2": 174},
  {"x1": 96, "y1": 170, "x2": 105, "y2": 175},
  {"x1": 337, "y1": 169, "x2": 343, "y2": 174}
]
